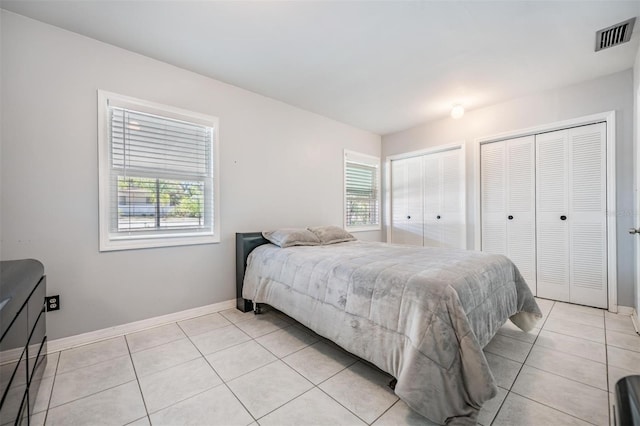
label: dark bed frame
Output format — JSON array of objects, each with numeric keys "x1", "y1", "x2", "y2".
[{"x1": 235, "y1": 232, "x2": 270, "y2": 313}]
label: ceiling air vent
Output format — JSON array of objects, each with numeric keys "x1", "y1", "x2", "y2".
[{"x1": 595, "y1": 17, "x2": 636, "y2": 51}]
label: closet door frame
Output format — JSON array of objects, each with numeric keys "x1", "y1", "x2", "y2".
[
  {"x1": 473, "y1": 111, "x2": 618, "y2": 312},
  {"x1": 385, "y1": 141, "x2": 467, "y2": 249}
]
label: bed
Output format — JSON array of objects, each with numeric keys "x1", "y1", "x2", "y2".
[{"x1": 236, "y1": 228, "x2": 541, "y2": 425}]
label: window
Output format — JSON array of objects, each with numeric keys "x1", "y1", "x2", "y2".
[
  {"x1": 344, "y1": 150, "x2": 381, "y2": 231},
  {"x1": 98, "y1": 91, "x2": 220, "y2": 251}
]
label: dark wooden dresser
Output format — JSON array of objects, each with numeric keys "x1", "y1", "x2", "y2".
[{"x1": 0, "y1": 260, "x2": 47, "y2": 425}]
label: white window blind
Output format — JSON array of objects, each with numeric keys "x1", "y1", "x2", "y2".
[
  {"x1": 111, "y1": 108, "x2": 211, "y2": 178},
  {"x1": 344, "y1": 150, "x2": 380, "y2": 231},
  {"x1": 98, "y1": 91, "x2": 220, "y2": 251}
]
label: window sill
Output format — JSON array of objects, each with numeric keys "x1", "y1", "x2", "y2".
[
  {"x1": 345, "y1": 225, "x2": 381, "y2": 233},
  {"x1": 99, "y1": 233, "x2": 220, "y2": 252}
]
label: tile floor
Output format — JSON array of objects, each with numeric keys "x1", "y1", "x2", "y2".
[{"x1": 20, "y1": 298, "x2": 640, "y2": 426}]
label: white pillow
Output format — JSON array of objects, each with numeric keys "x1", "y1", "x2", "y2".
[
  {"x1": 307, "y1": 226, "x2": 356, "y2": 245},
  {"x1": 262, "y1": 228, "x2": 321, "y2": 248}
]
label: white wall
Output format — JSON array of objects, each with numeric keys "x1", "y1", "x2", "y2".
[
  {"x1": 383, "y1": 70, "x2": 635, "y2": 308},
  {"x1": 1, "y1": 11, "x2": 381, "y2": 339}
]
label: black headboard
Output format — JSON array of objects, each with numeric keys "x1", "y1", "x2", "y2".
[{"x1": 235, "y1": 232, "x2": 270, "y2": 312}]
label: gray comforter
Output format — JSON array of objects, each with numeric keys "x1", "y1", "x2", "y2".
[{"x1": 242, "y1": 241, "x2": 541, "y2": 425}]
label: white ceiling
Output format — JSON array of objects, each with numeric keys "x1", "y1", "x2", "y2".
[{"x1": 2, "y1": 1, "x2": 640, "y2": 135}]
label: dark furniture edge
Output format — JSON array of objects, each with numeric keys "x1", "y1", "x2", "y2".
[
  {"x1": 235, "y1": 232, "x2": 270, "y2": 312},
  {"x1": 615, "y1": 374, "x2": 640, "y2": 426}
]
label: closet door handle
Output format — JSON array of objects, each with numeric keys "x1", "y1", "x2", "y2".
[
  {"x1": 508, "y1": 215, "x2": 514, "y2": 220},
  {"x1": 436, "y1": 215, "x2": 441, "y2": 219},
  {"x1": 560, "y1": 215, "x2": 567, "y2": 221}
]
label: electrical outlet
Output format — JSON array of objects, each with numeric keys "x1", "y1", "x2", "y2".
[{"x1": 46, "y1": 295, "x2": 60, "y2": 312}]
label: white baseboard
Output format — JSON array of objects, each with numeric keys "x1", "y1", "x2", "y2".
[
  {"x1": 617, "y1": 306, "x2": 636, "y2": 316},
  {"x1": 46, "y1": 298, "x2": 236, "y2": 355},
  {"x1": 631, "y1": 309, "x2": 640, "y2": 335},
  {"x1": 617, "y1": 306, "x2": 640, "y2": 335},
  {"x1": 0, "y1": 347, "x2": 23, "y2": 366}
]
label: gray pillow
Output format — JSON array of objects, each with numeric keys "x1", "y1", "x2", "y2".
[
  {"x1": 307, "y1": 226, "x2": 356, "y2": 245},
  {"x1": 262, "y1": 228, "x2": 321, "y2": 248}
]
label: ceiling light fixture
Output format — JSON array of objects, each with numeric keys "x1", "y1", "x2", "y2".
[{"x1": 451, "y1": 104, "x2": 464, "y2": 119}]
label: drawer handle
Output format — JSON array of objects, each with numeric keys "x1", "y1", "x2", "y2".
[
  {"x1": 436, "y1": 215, "x2": 441, "y2": 219},
  {"x1": 560, "y1": 215, "x2": 567, "y2": 221},
  {"x1": 508, "y1": 215, "x2": 513, "y2": 220}
]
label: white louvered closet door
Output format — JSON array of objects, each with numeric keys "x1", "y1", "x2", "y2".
[
  {"x1": 506, "y1": 136, "x2": 537, "y2": 293},
  {"x1": 423, "y1": 153, "x2": 442, "y2": 247},
  {"x1": 439, "y1": 149, "x2": 465, "y2": 249},
  {"x1": 536, "y1": 129, "x2": 571, "y2": 302},
  {"x1": 481, "y1": 141, "x2": 507, "y2": 256},
  {"x1": 567, "y1": 123, "x2": 607, "y2": 308},
  {"x1": 391, "y1": 157, "x2": 424, "y2": 246},
  {"x1": 481, "y1": 137, "x2": 536, "y2": 294},
  {"x1": 536, "y1": 123, "x2": 607, "y2": 307},
  {"x1": 423, "y1": 149, "x2": 464, "y2": 249}
]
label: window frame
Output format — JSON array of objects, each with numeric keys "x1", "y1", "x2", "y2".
[
  {"x1": 343, "y1": 150, "x2": 381, "y2": 232},
  {"x1": 97, "y1": 90, "x2": 220, "y2": 251}
]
